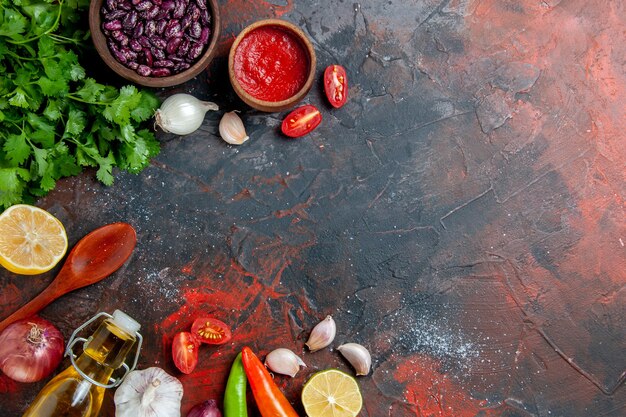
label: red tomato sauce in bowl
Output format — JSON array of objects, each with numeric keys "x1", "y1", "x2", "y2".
[{"x1": 232, "y1": 25, "x2": 310, "y2": 102}]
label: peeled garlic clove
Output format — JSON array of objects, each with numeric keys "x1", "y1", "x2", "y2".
[
  {"x1": 305, "y1": 315, "x2": 336, "y2": 352},
  {"x1": 264, "y1": 348, "x2": 306, "y2": 377},
  {"x1": 219, "y1": 111, "x2": 249, "y2": 145},
  {"x1": 338, "y1": 343, "x2": 371, "y2": 376}
]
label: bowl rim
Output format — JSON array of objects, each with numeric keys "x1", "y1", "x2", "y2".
[
  {"x1": 228, "y1": 19, "x2": 317, "y2": 112},
  {"x1": 89, "y1": 0, "x2": 221, "y2": 88}
]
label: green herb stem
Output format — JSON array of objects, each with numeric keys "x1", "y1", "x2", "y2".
[{"x1": 6, "y1": 0, "x2": 64, "y2": 45}]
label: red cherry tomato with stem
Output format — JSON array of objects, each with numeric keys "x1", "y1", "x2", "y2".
[
  {"x1": 324, "y1": 64, "x2": 348, "y2": 108},
  {"x1": 281, "y1": 104, "x2": 322, "y2": 138},
  {"x1": 172, "y1": 331, "x2": 199, "y2": 374},
  {"x1": 191, "y1": 317, "x2": 232, "y2": 345}
]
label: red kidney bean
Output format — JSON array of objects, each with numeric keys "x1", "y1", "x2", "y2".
[
  {"x1": 161, "y1": 0, "x2": 175, "y2": 10},
  {"x1": 135, "y1": 1, "x2": 152, "y2": 11},
  {"x1": 133, "y1": 22, "x2": 144, "y2": 37},
  {"x1": 152, "y1": 68, "x2": 171, "y2": 77},
  {"x1": 103, "y1": 9, "x2": 126, "y2": 20},
  {"x1": 130, "y1": 39, "x2": 143, "y2": 52},
  {"x1": 138, "y1": 35, "x2": 152, "y2": 48},
  {"x1": 150, "y1": 36, "x2": 167, "y2": 49},
  {"x1": 152, "y1": 48, "x2": 166, "y2": 61},
  {"x1": 164, "y1": 20, "x2": 181, "y2": 38},
  {"x1": 122, "y1": 10, "x2": 137, "y2": 30},
  {"x1": 106, "y1": 0, "x2": 118, "y2": 10},
  {"x1": 166, "y1": 36, "x2": 182, "y2": 54},
  {"x1": 110, "y1": 45, "x2": 127, "y2": 63},
  {"x1": 146, "y1": 6, "x2": 161, "y2": 20},
  {"x1": 154, "y1": 59, "x2": 174, "y2": 68},
  {"x1": 172, "y1": 0, "x2": 187, "y2": 19},
  {"x1": 103, "y1": 20, "x2": 122, "y2": 31},
  {"x1": 198, "y1": 27, "x2": 210, "y2": 44},
  {"x1": 118, "y1": 0, "x2": 132, "y2": 10},
  {"x1": 111, "y1": 30, "x2": 129, "y2": 46},
  {"x1": 127, "y1": 61, "x2": 139, "y2": 70},
  {"x1": 188, "y1": 21, "x2": 201, "y2": 38},
  {"x1": 121, "y1": 47, "x2": 137, "y2": 61},
  {"x1": 153, "y1": 0, "x2": 162, "y2": 5},
  {"x1": 195, "y1": 0, "x2": 206, "y2": 10},
  {"x1": 176, "y1": 38, "x2": 190, "y2": 57},
  {"x1": 155, "y1": 19, "x2": 166, "y2": 34},
  {"x1": 187, "y1": 4, "x2": 200, "y2": 21},
  {"x1": 200, "y1": 8, "x2": 210, "y2": 25},
  {"x1": 137, "y1": 65, "x2": 152, "y2": 76},
  {"x1": 180, "y1": 15, "x2": 192, "y2": 30},
  {"x1": 155, "y1": 9, "x2": 170, "y2": 20},
  {"x1": 144, "y1": 20, "x2": 156, "y2": 37},
  {"x1": 188, "y1": 42, "x2": 203, "y2": 60},
  {"x1": 174, "y1": 62, "x2": 191, "y2": 72},
  {"x1": 143, "y1": 49, "x2": 153, "y2": 66}
]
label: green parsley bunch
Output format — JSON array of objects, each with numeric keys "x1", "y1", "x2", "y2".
[{"x1": 0, "y1": 0, "x2": 160, "y2": 209}]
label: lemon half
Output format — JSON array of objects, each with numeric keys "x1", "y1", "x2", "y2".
[
  {"x1": 0, "y1": 204, "x2": 68, "y2": 275},
  {"x1": 301, "y1": 369, "x2": 363, "y2": 417}
]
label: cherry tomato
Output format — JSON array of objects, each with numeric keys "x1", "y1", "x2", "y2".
[
  {"x1": 324, "y1": 64, "x2": 348, "y2": 108},
  {"x1": 281, "y1": 105, "x2": 322, "y2": 138},
  {"x1": 191, "y1": 317, "x2": 232, "y2": 345},
  {"x1": 172, "y1": 331, "x2": 199, "y2": 374}
]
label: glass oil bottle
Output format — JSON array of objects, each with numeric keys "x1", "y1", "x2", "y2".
[{"x1": 22, "y1": 310, "x2": 143, "y2": 417}]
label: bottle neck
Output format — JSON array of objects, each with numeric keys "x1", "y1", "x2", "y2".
[{"x1": 72, "y1": 353, "x2": 116, "y2": 386}]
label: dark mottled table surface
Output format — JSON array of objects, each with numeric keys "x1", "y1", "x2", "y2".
[{"x1": 1, "y1": 0, "x2": 624, "y2": 416}]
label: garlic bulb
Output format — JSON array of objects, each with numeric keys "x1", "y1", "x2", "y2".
[
  {"x1": 305, "y1": 315, "x2": 336, "y2": 352},
  {"x1": 338, "y1": 343, "x2": 371, "y2": 376},
  {"x1": 264, "y1": 348, "x2": 306, "y2": 377},
  {"x1": 114, "y1": 367, "x2": 183, "y2": 417},
  {"x1": 219, "y1": 111, "x2": 249, "y2": 145},
  {"x1": 155, "y1": 93, "x2": 219, "y2": 135}
]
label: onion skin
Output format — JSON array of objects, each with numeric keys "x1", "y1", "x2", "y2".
[
  {"x1": 0, "y1": 317, "x2": 64, "y2": 383},
  {"x1": 187, "y1": 400, "x2": 222, "y2": 417}
]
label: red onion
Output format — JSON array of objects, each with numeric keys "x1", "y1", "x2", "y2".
[
  {"x1": 0, "y1": 317, "x2": 64, "y2": 383},
  {"x1": 187, "y1": 400, "x2": 222, "y2": 417}
]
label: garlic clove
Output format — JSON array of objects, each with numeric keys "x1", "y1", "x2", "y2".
[
  {"x1": 264, "y1": 348, "x2": 306, "y2": 377},
  {"x1": 305, "y1": 315, "x2": 336, "y2": 352},
  {"x1": 338, "y1": 343, "x2": 372, "y2": 376},
  {"x1": 219, "y1": 111, "x2": 249, "y2": 145}
]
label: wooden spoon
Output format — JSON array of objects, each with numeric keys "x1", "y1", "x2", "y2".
[{"x1": 0, "y1": 222, "x2": 137, "y2": 333}]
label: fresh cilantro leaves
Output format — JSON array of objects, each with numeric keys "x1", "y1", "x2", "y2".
[{"x1": 0, "y1": 0, "x2": 160, "y2": 209}]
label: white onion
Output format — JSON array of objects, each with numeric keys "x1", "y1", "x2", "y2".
[
  {"x1": 0, "y1": 317, "x2": 64, "y2": 383},
  {"x1": 155, "y1": 93, "x2": 219, "y2": 135}
]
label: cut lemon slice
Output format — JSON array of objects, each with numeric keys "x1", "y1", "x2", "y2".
[
  {"x1": 0, "y1": 204, "x2": 68, "y2": 275},
  {"x1": 301, "y1": 369, "x2": 363, "y2": 417}
]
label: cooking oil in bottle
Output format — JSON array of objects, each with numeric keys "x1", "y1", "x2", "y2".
[{"x1": 22, "y1": 310, "x2": 142, "y2": 417}]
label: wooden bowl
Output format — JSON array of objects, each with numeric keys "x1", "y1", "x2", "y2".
[
  {"x1": 228, "y1": 19, "x2": 316, "y2": 112},
  {"x1": 89, "y1": 0, "x2": 220, "y2": 88}
]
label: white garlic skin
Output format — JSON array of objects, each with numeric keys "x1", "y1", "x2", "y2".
[
  {"x1": 264, "y1": 348, "x2": 306, "y2": 377},
  {"x1": 338, "y1": 343, "x2": 371, "y2": 376},
  {"x1": 219, "y1": 111, "x2": 249, "y2": 145},
  {"x1": 305, "y1": 315, "x2": 336, "y2": 352},
  {"x1": 114, "y1": 367, "x2": 183, "y2": 417},
  {"x1": 155, "y1": 93, "x2": 219, "y2": 135}
]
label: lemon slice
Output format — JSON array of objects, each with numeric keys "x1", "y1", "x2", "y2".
[
  {"x1": 301, "y1": 369, "x2": 363, "y2": 417},
  {"x1": 0, "y1": 204, "x2": 68, "y2": 275}
]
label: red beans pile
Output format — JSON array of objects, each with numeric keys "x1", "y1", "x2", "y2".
[{"x1": 101, "y1": 0, "x2": 212, "y2": 77}]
